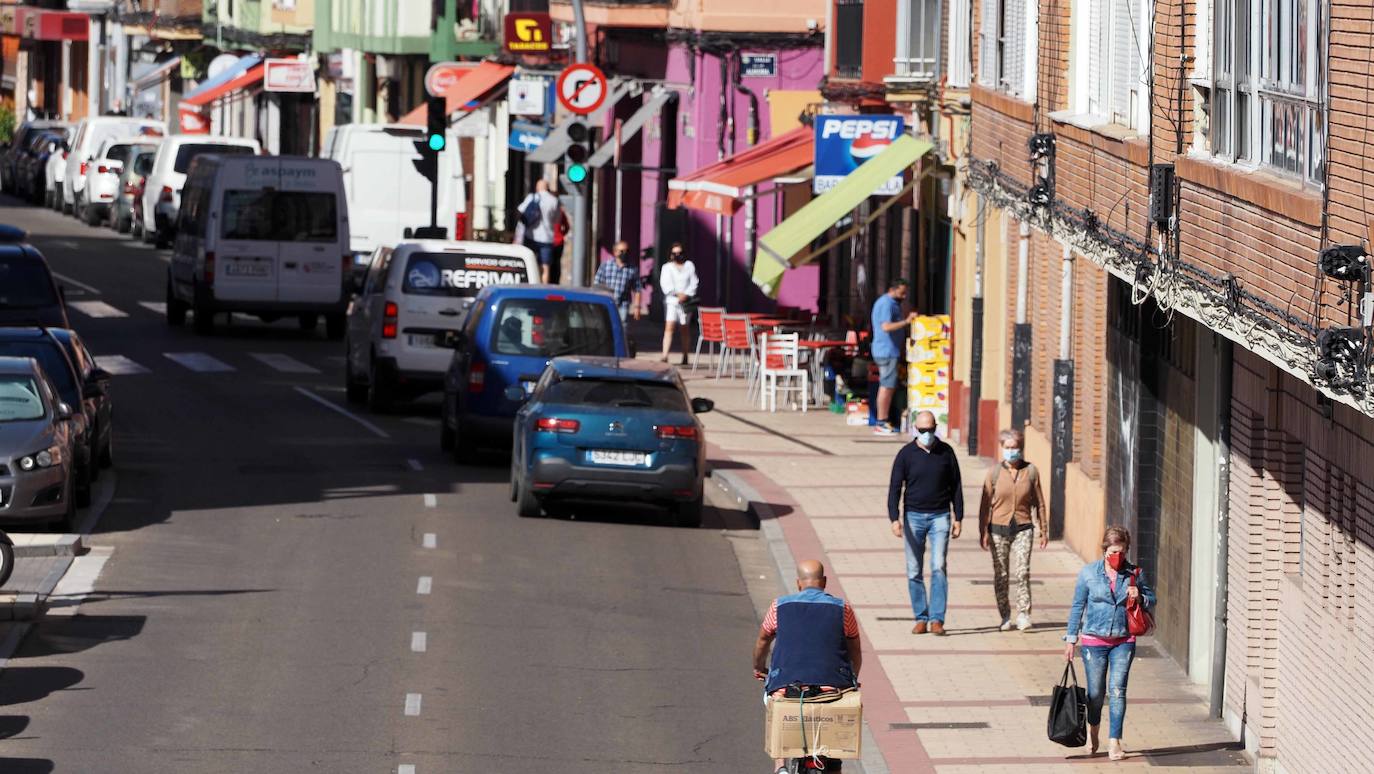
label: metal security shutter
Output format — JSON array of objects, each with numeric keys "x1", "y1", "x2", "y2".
[
  {"x1": 979, "y1": 0, "x2": 998, "y2": 86},
  {"x1": 1110, "y1": 0, "x2": 1143, "y2": 126},
  {"x1": 1003, "y1": 0, "x2": 1026, "y2": 96}
]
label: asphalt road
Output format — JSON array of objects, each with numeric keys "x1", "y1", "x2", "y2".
[{"x1": 0, "y1": 196, "x2": 771, "y2": 773}]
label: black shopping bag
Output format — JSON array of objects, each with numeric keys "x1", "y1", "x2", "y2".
[{"x1": 1046, "y1": 661, "x2": 1088, "y2": 747}]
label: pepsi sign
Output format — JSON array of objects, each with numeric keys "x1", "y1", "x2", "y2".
[{"x1": 813, "y1": 115, "x2": 906, "y2": 195}]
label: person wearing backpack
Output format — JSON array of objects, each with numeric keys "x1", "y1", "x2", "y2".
[{"x1": 514, "y1": 179, "x2": 561, "y2": 283}]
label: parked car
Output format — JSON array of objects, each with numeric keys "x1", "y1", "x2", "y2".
[
  {"x1": 435, "y1": 285, "x2": 629, "y2": 462},
  {"x1": 63, "y1": 116, "x2": 165, "y2": 217},
  {"x1": 322, "y1": 123, "x2": 468, "y2": 268},
  {"x1": 113, "y1": 147, "x2": 156, "y2": 234},
  {"x1": 81, "y1": 137, "x2": 157, "y2": 227},
  {"x1": 167, "y1": 155, "x2": 350, "y2": 337},
  {"x1": 140, "y1": 134, "x2": 259, "y2": 246},
  {"x1": 508, "y1": 357, "x2": 713, "y2": 526},
  {"x1": 0, "y1": 226, "x2": 68, "y2": 330},
  {"x1": 47, "y1": 328, "x2": 113, "y2": 472},
  {"x1": 0, "y1": 328, "x2": 96, "y2": 508},
  {"x1": 2, "y1": 120, "x2": 69, "y2": 194},
  {"x1": 45, "y1": 134, "x2": 71, "y2": 211},
  {"x1": 345, "y1": 240, "x2": 539, "y2": 411},
  {"x1": 16, "y1": 131, "x2": 64, "y2": 204},
  {"x1": 0, "y1": 355, "x2": 80, "y2": 529}
]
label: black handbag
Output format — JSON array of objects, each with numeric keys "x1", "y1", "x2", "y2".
[{"x1": 1047, "y1": 661, "x2": 1088, "y2": 747}]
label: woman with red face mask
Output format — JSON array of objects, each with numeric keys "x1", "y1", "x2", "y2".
[{"x1": 1062, "y1": 526, "x2": 1156, "y2": 760}]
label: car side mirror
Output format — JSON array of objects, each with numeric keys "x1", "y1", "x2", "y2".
[
  {"x1": 434, "y1": 330, "x2": 465, "y2": 349},
  {"x1": 504, "y1": 385, "x2": 527, "y2": 402},
  {"x1": 691, "y1": 397, "x2": 714, "y2": 414},
  {"x1": 90, "y1": 367, "x2": 112, "y2": 382},
  {"x1": 56, "y1": 402, "x2": 73, "y2": 420},
  {"x1": 84, "y1": 379, "x2": 106, "y2": 397}
]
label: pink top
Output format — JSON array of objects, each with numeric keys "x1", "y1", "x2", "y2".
[{"x1": 1079, "y1": 566, "x2": 1135, "y2": 647}]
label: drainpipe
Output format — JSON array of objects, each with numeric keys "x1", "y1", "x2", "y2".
[
  {"x1": 1049, "y1": 244, "x2": 1074, "y2": 540},
  {"x1": 968, "y1": 194, "x2": 985, "y2": 457},
  {"x1": 733, "y1": 53, "x2": 761, "y2": 284},
  {"x1": 715, "y1": 52, "x2": 728, "y2": 307},
  {"x1": 1011, "y1": 220, "x2": 1031, "y2": 428},
  {"x1": 1209, "y1": 337, "x2": 1233, "y2": 719}
]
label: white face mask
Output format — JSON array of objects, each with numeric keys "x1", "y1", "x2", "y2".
[
  {"x1": 1003, "y1": 449, "x2": 1022, "y2": 463},
  {"x1": 916, "y1": 429, "x2": 936, "y2": 445}
]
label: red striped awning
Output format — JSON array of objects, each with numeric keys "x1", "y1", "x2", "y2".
[
  {"x1": 666, "y1": 127, "x2": 814, "y2": 216},
  {"x1": 180, "y1": 64, "x2": 265, "y2": 108},
  {"x1": 399, "y1": 62, "x2": 516, "y2": 126}
]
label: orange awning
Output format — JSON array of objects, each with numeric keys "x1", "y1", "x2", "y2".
[
  {"x1": 181, "y1": 64, "x2": 265, "y2": 108},
  {"x1": 399, "y1": 62, "x2": 516, "y2": 125},
  {"x1": 667, "y1": 127, "x2": 814, "y2": 216}
]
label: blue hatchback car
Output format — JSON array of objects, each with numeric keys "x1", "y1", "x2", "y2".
[
  {"x1": 438, "y1": 284, "x2": 630, "y2": 461},
  {"x1": 508, "y1": 356, "x2": 714, "y2": 527}
]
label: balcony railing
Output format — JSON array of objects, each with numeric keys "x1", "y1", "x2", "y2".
[
  {"x1": 835, "y1": 0, "x2": 864, "y2": 80},
  {"x1": 890, "y1": 0, "x2": 939, "y2": 83}
]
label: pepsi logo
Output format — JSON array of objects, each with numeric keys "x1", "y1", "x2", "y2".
[
  {"x1": 819, "y1": 117, "x2": 902, "y2": 141},
  {"x1": 850, "y1": 133, "x2": 893, "y2": 163}
]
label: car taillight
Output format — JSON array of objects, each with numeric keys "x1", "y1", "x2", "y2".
[
  {"x1": 159, "y1": 185, "x2": 173, "y2": 203},
  {"x1": 467, "y1": 361, "x2": 486, "y2": 393},
  {"x1": 655, "y1": 425, "x2": 698, "y2": 440},
  {"x1": 203, "y1": 251, "x2": 215, "y2": 286},
  {"x1": 454, "y1": 212, "x2": 468, "y2": 241},
  {"x1": 536, "y1": 417, "x2": 580, "y2": 433},
  {"x1": 79, "y1": 161, "x2": 87, "y2": 175},
  {"x1": 61, "y1": 151, "x2": 68, "y2": 160},
  {"x1": 382, "y1": 302, "x2": 398, "y2": 339}
]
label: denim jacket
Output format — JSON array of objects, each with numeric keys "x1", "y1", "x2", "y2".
[{"x1": 1064, "y1": 559, "x2": 1157, "y2": 642}]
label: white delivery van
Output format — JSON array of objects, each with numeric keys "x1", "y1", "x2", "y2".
[
  {"x1": 322, "y1": 124, "x2": 467, "y2": 267},
  {"x1": 167, "y1": 155, "x2": 351, "y2": 338},
  {"x1": 63, "y1": 116, "x2": 166, "y2": 215},
  {"x1": 140, "y1": 134, "x2": 261, "y2": 245},
  {"x1": 343, "y1": 240, "x2": 538, "y2": 408}
]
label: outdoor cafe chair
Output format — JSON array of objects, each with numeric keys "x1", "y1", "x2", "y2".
[
  {"x1": 757, "y1": 332, "x2": 808, "y2": 412},
  {"x1": 717, "y1": 314, "x2": 755, "y2": 380},
  {"x1": 693, "y1": 306, "x2": 726, "y2": 372}
]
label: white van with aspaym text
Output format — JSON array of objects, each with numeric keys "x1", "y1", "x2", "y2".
[{"x1": 167, "y1": 155, "x2": 351, "y2": 338}]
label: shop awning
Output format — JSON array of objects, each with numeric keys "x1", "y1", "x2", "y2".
[
  {"x1": 130, "y1": 57, "x2": 182, "y2": 91},
  {"x1": 666, "y1": 126, "x2": 813, "y2": 216},
  {"x1": 752, "y1": 134, "x2": 933, "y2": 296},
  {"x1": 586, "y1": 87, "x2": 676, "y2": 169},
  {"x1": 180, "y1": 54, "x2": 262, "y2": 106},
  {"x1": 398, "y1": 62, "x2": 515, "y2": 125},
  {"x1": 180, "y1": 62, "x2": 265, "y2": 108}
]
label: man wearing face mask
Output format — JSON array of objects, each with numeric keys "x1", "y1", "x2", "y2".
[
  {"x1": 978, "y1": 429, "x2": 1048, "y2": 632},
  {"x1": 887, "y1": 410, "x2": 964, "y2": 635}
]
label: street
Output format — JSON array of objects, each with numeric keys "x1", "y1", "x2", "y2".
[{"x1": 0, "y1": 196, "x2": 771, "y2": 773}]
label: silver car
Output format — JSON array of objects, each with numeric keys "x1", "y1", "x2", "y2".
[{"x1": 0, "y1": 356, "x2": 78, "y2": 529}]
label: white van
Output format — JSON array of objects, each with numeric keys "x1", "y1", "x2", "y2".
[
  {"x1": 322, "y1": 124, "x2": 467, "y2": 267},
  {"x1": 63, "y1": 116, "x2": 166, "y2": 215},
  {"x1": 140, "y1": 135, "x2": 261, "y2": 245},
  {"x1": 167, "y1": 155, "x2": 351, "y2": 338},
  {"x1": 343, "y1": 240, "x2": 537, "y2": 409}
]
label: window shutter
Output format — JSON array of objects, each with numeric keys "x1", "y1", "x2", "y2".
[
  {"x1": 1004, "y1": 0, "x2": 1027, "y2": 96},
  {"x1": 1110, "y1": 0, "x2": 1143, "y2": 126},
  {"x1": 1087, "y1": 0, "x2": 1106, "y2": 114},
  {"x1": 949, "y1": 0, "x2": 972, "y2": 88},
  {"x1": 979, "y1": 0, "x2": 998, "y2": 86}
]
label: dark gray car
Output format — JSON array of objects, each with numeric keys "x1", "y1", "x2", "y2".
[{"x1": 0, "y1": 356, "x2": 78, "y2": 529}]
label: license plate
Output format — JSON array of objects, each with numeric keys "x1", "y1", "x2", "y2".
[
  {"x1": 225, "y1": 260, "x2": 271, "y2": 277},
  {"x1": 407, "y1": 334, "x2": 437, "y2": 348},
  {"x1": 588, "y1": 449, "x2": 648, "y2": 466}
]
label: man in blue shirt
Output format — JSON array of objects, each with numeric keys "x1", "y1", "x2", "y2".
[
  {"x1": 593, "y1": 241, "x2": 641, "y2": 322},
  {"x1": 870, "y1": 278, "x2": 917, "y2": 435}
]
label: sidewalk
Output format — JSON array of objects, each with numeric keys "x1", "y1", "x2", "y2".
[{"x1": 680, "y1": 365, "x2": 1250, "y2": 774}]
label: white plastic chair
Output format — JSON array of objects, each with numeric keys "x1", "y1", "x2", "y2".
[{"x1": 758, "y1": 333, "x2": 809, "y2": 412}]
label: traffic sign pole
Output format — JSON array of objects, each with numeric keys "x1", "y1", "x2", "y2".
[{"x1": 570, "y1": 0, "x2": 589, "y2": 287}]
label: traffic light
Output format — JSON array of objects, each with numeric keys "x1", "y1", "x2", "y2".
[
  {"x1": 426, "y1": 96, "x2": 447, "y2": 153},
  {"x1": 562, "y1": 119, "x2": 590, "y2": 191}
]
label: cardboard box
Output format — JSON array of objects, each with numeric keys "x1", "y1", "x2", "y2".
[{"x1": 765, "y1": 689, "x2": 862, "y2": 759}]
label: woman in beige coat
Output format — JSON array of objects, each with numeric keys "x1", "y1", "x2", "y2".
[{"x1": 977, "y1": 429, "x2": 1048, "y2": 631}]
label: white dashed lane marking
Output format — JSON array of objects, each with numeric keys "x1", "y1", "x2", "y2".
[
  {"x1": 416, "y1": 577, "x2": 432, "y2": 595},
  {"x1": 294, "y1": 387, "x2": 390, "y2": 438},
  {"x1": 423, "y1": 494, "x2": 437, "y2": 508},
  {"x1": 404, "y1": 693, "x2": 422, "y2": 716},
  {"x1": 139, "y1": 301, "x2": 167, "y2": 315},
  {"x1": 96, "y1": 355, "x2": 150, "y2": 375},
  {"x1": 407, "y1": 459, "x2": 423, "y2": 471},
  {"x1": 399, "y1": 765, "x2": 416, "y2": 774},
  {"x1": 422, "y1": 533, "x2": 436, "y2": 549},
  {"x1": 68, "y1": 300, "x2": 128, "y2": 318},
  {"x1": 250, "y1": 352, "x2": 320, "y2": 374},
  {"x1": 411, "y1": 632, "x2": 427, "y2": 653},
  {"x1": 164, "y1": 352, "x2": 235, "y2": 373}
]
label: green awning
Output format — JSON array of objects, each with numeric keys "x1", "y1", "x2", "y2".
[{"x1": 752, "y1": 134, "x2": 933, "y2": 296}]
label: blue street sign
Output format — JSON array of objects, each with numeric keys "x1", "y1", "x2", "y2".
[
  {"x1": 741, "y1": 54, "x2": 777, "y2": 78},
  {"x1": 509, "y1": 121, "x2": 549, "y2": 153}
]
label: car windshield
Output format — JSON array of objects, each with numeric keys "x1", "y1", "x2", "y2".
[
  {"x1": 174, "y1": 143, "x2": 254, "y2": 173},
  {"x1": 490, "y1": 299, "x2": 615, "y2": 358},
  {"x1": 103, "y1": 144, "x2": 138, "y2": 163},
  {"x1": 543, "y1": 378, "x2": 688, "y2": 411},
  {"x1": 402, "y1": 252, "x2": 531, "y2": 298},
  {"x1": 0, "y1": 257, "x2": 59, "y2": 309},
  {"x1": 0, "y1": 376, "x2": 44, "y2": 422},
  {"x1": 0, "y1": 342, "x2": 74, "y2": 405},
  {"x1": 221, "y1": 190, "x2": 338, "y2": 242}
]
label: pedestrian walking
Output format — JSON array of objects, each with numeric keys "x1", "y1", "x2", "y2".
[
  {"x1": 870, "y1": 278, "x2": 918, "y2": 435},
  {"x1": 658, "y1": 242, "x2": 698, "y2": 364},
  {"x1": 514, "y1": 179, "x2": 562, "y2": 284},
  {"x1": 888, "y1": 410, "x2": 964, "y2": 635},
  {"x1": 1062, "y1": 526, "x2": 1157, "y2": 760},
  {"x1": 978, "y1": 428, "x2": 1048, "y2": 632},
  {"x1": 549, "y1": 207, "x2": 570, "y2": 284},
  {"x1": 594, "y1": 241, "x2": 642, "y2": 322}
]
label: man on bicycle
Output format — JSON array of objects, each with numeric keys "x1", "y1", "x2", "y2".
[{"x1": 753, "y1": 559, "x2": 862, "y2": 772}]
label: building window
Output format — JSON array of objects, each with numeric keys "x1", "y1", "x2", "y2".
[
  {"x1": 1212, "y1": 0, "x2": 1325, "y2": 185},
  {"x1": 979, "y1": 0, "x2": 1027, "y2": 96},
  {"x1": 1078, "y1": 0, "x2": 1145, "y2": 128},
  {"x1": 836, "y1": 0, "x2": 865, "y2": 80},
  {"x1": 947, "y1": 0, "x2": 973, "y2": 87},
  {"x1": 895, "y1": 0, "x2": 941, "y2": 82}
]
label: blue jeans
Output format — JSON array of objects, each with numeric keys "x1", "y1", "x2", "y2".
[
  {"x1": 616, "y1": 300, "x2": 630, "y2": 322},
  {"x1": 904, "y1": 511, "x2": 950, "y2": 622},
  {"x1": 1082, "y1": 641, "x2": 1135, "y2": 739}
]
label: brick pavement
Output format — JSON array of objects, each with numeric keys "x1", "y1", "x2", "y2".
[{"x1": 682, "y1": 367, "x2": 1250, "y2": 774}]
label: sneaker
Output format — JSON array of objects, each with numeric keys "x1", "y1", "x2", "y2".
[
  {"x1": 999, "y1": 618, "x2": 1014, "y2": 631},
  {"x1": 1016, "y1": 613, "x2": 1032, "y2": 631},
  {"x1": 873, "y1": 423, "x2": 897, "y2": 436}
]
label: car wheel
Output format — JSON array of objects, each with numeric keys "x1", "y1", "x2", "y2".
[
  {"x1": 56, "y1": 479, "x2": 77, "y2": 532},
  {"x1": 100, "y1": 431, "x2": 114, "y2": 469},
  {"x1": 515, "y1": 472, "x2": 542, "y2": 518},
  {"x1": 116, "y1": 214, "x2": 131, "y2": 234},
  {"x1": 344, "y1": 347, "x2": 367, "y2": 404},
  {"x1": 674, "y1": 495, "x2": 704, "y2": 529},
  {"x1": 0, "y1": 540, "x2": 14, "y2": 589},
  {"x1": 167, "y1": 278, "x2": 188, "y2": 326},
  {"x1": 451, "y1": 412, "x2": 476, "y2": 464},
  {"x1": 88, "y1": 438, "x2": 100, "y2": 482},
  {"x1": 84, "y1": 203, "x2": 100, "y2": 227},
  {"x1": 154, "y1": 231, "x2": 171, "y2": 249},
  {"x1": 325, "y1": 313, "x2": 346, "y2": 341},
  {"x1": 75, "y1": 463, "x2": 92, "y2": 508},
  {"x1": 298, "y1": 313, "x2": 319, "y2": 331},
  {"x1": 193, "y1": 299, "x2": 215, "y2": 335},
  {"x1": 439, "y1": 416, "x2": 455, "y2": 451},
  {"x1": 366, "y1": 358, "x2": 391, "y2": 413}
]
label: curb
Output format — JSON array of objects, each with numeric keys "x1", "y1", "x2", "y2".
[
  {"x1": 710, "y1": 460, "x2": 892, "y2": 774},
  {"x1": 13, "y1": 534, "x2": 84, "y2": 559}
]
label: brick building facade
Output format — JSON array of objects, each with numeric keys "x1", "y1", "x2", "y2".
[{"x1": 948, "y1": 0, "x2": 1374, "y2": 770}]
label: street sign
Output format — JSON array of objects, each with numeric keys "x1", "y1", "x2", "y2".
[
  {"x1": 813, "y1": 115, "x2": 906, "y2": 195},
  {"x1": 509, "y1": 121, "x2": 548, "y2": 152},
  {"x1": 555, "y1": 63, "x2": 607, "y2": 116},
  {"x1": 740, "y1": 53, "x2": 777, "y2": 78},
  {"x1": 504, "y1": 12, "x2": 552, "y2": 54},
  {"x1": 264, "y1": 58, "x2": 315, "y2": 92},
  {"x1": 425, "y1": 61, "x2": 471, "y2": 98},
  {"x1": 509, "y1": 77, "x2": 547, "y2": 116}
]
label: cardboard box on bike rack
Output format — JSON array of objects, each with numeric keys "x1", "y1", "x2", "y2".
[{"x1": 765, "y1": 689, "x2": 862, "y2": 759}]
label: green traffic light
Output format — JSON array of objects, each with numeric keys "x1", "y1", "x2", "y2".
[
  {"x1": 567, "y1": 164, "x2": 588, "y2": 184},
  {"x1": 428, "y1": 134, "x2": 445, "y2": 152}
]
